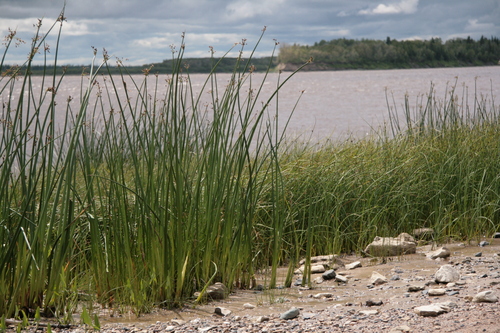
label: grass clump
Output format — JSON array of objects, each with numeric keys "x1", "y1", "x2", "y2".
[{"x1": 1, "y1": 10, "x2": 499, "y2": 322}]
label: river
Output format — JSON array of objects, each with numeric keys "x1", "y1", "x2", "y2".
[{"x1": 2, "y1": 66, "x2": 499, "y2": 142}]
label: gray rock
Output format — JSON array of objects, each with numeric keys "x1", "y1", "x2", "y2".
[
  {"x1": 369, "y1": 271, "x2": 388, "y2": 285},
  {"x1": 312, "y1": 292, "x2": 333, "y2": 299},
  {"x1": 474, "y1": 252, "x2": 482, "y2": 257},
  {"x1": 408, "y1": 285, "x2": 425, "y2": 292},
  {"x1": 206, "y1": 282, "x2": 228, "y2": 300},
  {"x1": 194, "y1": 282, "x2": 228, "y2": 300},
  {"x1": 472, "y1": 290, "x2": 498, "y2": 303},
  {"x1": 479, "y1": 241, "x2": 490, "y2": 247},
  {"x1": 364, "y1": 233, "x2": 417, "y2": 257},
  {"x1": 280, "y1": 307, "x2": 300, "y2": 320},
  {"x1": 414, "y1": 303, "x2": 450, "y2": 316},
  {"x1": 243, "y1": 303, "x2": 256, "y2": 309},
  {"x1": 322, "y1": 269, "x2": 336, "y2": 280},
  {"x1": 435, "y1": 264, "x2": 460, "y2": 283},
  {"x1": 493, "y1": 232, "x2": 500, "y2": 238},
  {"x1": 365, "y1": 300, "x2": 383, "y2": 306},
  {"x1": 426, "y1": 247, "x2": 451, "y2": 260}
]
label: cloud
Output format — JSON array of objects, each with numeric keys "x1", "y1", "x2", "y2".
[
  {"x1": 359, "y1": 0, "x2": 418, "y2": 15},
  {"x1": 465, "y1": 19, "x2": 496, "y2": 32},
  {"x1": 225, "y1": 0, "x2": 285, "y2": 20}
]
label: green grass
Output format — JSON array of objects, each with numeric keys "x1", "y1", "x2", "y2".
[{"x1": 1, "y1": 12, "x2": 499, "y2": 322}]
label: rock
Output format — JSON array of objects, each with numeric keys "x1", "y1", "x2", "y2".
[
  {"x1": 253, "y1": 316, "x2": 269, "y2": 323},
  {"x1": 472, "y1": 290, "x2": 498, "y2": 303},
  {"x1": 171, "y1": 319, "x2": 186, "y2": 326},
  {"x1": 243, "y1": 303, "x2": 256, "y2": 309},
  {"x1": 389, "y1": 324, "x2": 412, "y2": 333},
  {"x1": 280, "y1": 307, "x2": 300, "y2": 320},
  {"x1": 479, "y1": 241, "x2": 490, "y2": 247},
  {"x1": 413, "y1": 228, "x2": 434, "y2": 239},
  {"x1": 428, "y1": 288, "x2": 446, "y2": 296},
  {"x1": 335, "y1": 274, "x2": 348, "y2": 283},
  {"x1": 493, "y1": 232, "x2": 500, "y2": 238},
  {"x1": 369, "y1": 271, "x2": 388, "y2": 285},
  {"x1": 365, "y1": 300, "x2": 383, "y2": 306},
  {"x1": 414, "y1": 303, "x2": 450, "y2": 317},
  {"x1": 359, "y1": 309, "x2": 379, "y2": 316},
  {"x1": 364, "y1": 233, "x2": 417, "y2": 257},
  {"x1": 311, "y1": 264, "x2": 326, "y2": 273},
  {"x1": 302, "y1": 312, "x2": 316, "y2": 319},
  {"x1": 435, "y1": 264, "x2": 460, "y2": 283},
  {"x1": 312, "y1": 292, "x2": 333, "y2": 299},
  {"x1": 313, "y1": 276, "x2": 324, "y2": 284},
  {"x1": 299, "y1": 254, "x2": 336, "y2": 265},
  {"x1": 322, "y1": 269, "x2": 336, "y2": 280},
  {"x1": 426, "y1": 247, "x2": 451, "y2": 260},
  {"x1": 345, "y1": 261, "x2": 362, "y2": 270},
  {"x1": 207, "y1": 282, "x2": 228, "y2": 300},
  {"x1": 214, "y1": 307, "x2": 231, "y2": 316},
  {"x1": 408, "y1": 285, "x2": 425, "y2": 292},
  {"x1": 294, "y1": 264, "x2": 326, "y2": 274},
  {"x1": 474, "y1": 252, "x2": 482, "y2": 257}
]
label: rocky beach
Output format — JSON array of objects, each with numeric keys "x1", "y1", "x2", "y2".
[{"x1": 7, "y1": 235, "x2": 500, "y2": 333}]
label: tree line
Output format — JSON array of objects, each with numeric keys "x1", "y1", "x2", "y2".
[
  {"x1": 9, "y1": 36, "x2": 499, "y2": 76},
  {"x1": 277, "y1": 36, "x2": 500, "y2": 70}
]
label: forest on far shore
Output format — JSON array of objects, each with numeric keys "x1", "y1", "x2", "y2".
[
  {"x1": 14, "y1": 35, "x2": 500, "y2": 75},
  {"x1": 277, "y1": 35, "x2": 500, "y2": 70}
]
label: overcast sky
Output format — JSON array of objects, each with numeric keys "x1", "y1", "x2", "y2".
[{"x1": 1, "y1": 0, "x2": 499, "y2": 66}]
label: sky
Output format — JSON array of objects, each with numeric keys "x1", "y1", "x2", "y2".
[{"x1": 1, "y1": 0, "x2": 499, "y2": 66}]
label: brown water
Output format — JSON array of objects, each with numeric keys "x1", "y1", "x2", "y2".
[{"x1": 2, "y1": 66, "x2": 499, "y2": 142}]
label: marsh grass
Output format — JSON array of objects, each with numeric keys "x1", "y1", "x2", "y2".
[{"x1": 1, "y1": 11, "x2": 500, "y2": 323}]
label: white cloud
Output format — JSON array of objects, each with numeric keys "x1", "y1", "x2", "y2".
[
  {"x1": 359, "y1": 0, "x2": 418, "y2": 15},
  {"x1": 465, "y1": 19, "x2": 495, "y2": 32},
  {"x1": 225, "y1": 0, "x2": 285, "y2": 20}
]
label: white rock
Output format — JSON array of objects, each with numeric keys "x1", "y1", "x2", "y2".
[
  {"x1": 311, "y1": 264, "x2": 326, "y2": 273},
  {"x1": 369, "y1": 271, "x2": 388, "y2": 285},
  {"x1": 428, "y1": 288, "x2": 446, "y2": 296},
  {"x1": 364, "y1": 233, "x2": 417, "y2": 257},
  {"x1": 214, "y1": 307, "x2": 232, "y2": 316},
  {"x1": 435, "y1": 264, "x2": 460, "y2": 283},
  {"x1": 312, "y1": 292, "x2": 333, "y2": 299},
  {"x1": 414, "y1": 303, "x2": 450, "y2": 316},
  {"x1": 359, "y1": 309, "x2": 379, "y2": 316},
  {"x1": 335, "y1": 274, "x2": 348, "y2": 283},
  {"x1": 426, "y1": 247, "x2": 451, "y2": 259},
  {"x1": 243, "y1": 303, "x2": 256, "y2": 309},
  {"x1": 171, "y1": 319, "x2": 186, "y2": 325},
  {"x1": 345, "y1": 261, "x2": 362, "y2": 270},
  {"x1": 253, "y1": 316, "x2": 269, "y2": 323},
  {"x1": 472, "y1": 290, "x2": 498, "y2": 303}
]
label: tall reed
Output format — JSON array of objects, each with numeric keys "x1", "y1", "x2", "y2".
[{"x1": 1, "y1": 13, "x2": 308, "y2": 319}]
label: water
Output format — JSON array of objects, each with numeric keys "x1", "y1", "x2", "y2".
[{"x1": 2, "y1": 66, "x2": 499, "y2": 142}]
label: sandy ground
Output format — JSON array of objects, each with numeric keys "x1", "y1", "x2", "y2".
[{"x1": 8, "y1": 238, "x2": 500, "y2": 332}]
